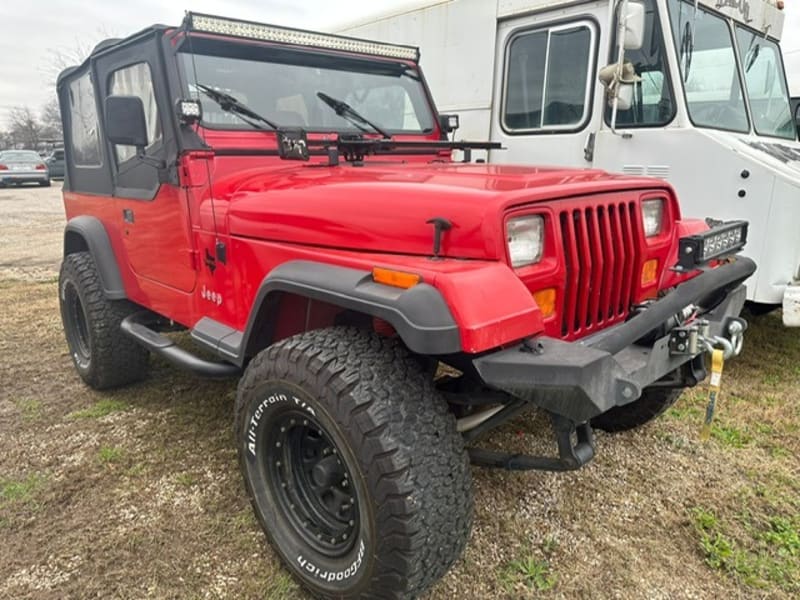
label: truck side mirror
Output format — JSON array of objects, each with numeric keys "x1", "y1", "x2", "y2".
[
  {"x1": 795, "y1": 102, "x2": 800, "y2": 137},
  {"x1": 105, "y1": 95, "x2": 148, "y2": 151},
  {"x1": 623, "y1": 2, "x2": 646, "y2": 51}
]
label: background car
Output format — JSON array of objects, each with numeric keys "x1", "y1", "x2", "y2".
[
  {"x1": 44, "y1": 148, "x2": 65, "y2": 178},
  {"x1": 0, "y1": 150, "x2": 50, "y2": 187}
]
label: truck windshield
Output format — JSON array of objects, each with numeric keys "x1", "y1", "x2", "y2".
[
  {"x1": 734, "y1": 27, "x2": 795, "y2": 140},
  {"x1": 178, "y1": 44, "x2": 435, "y2": 135},
  {"x1": 667, "y1": 0, "x2": 748, "y2": 133}
]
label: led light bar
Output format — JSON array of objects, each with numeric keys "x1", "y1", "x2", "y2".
[
  {"x1": 677, "y1": 220, "x2": 749, "y2": 270},
  {"x1": 187, "y1": 13, "x2": 420, "y2": 62}
]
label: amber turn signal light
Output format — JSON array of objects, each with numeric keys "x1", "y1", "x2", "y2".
[
  {"x1": 533, "y1": 287, "x2": 557, "y2": 318},
  {"x1": 372, "y1": 267, "x2": 421, "y2": 289},
  {"x1": 641, "y1": 259, "x2": 659, "y2": 286}
]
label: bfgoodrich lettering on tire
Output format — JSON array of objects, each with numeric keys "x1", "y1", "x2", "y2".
[
  {"x1": 235, "y1": 327, "x2": 473, "y2": 599},
  {"x1": 59, "y1": 251, "x2": 148, "y2": 389}
]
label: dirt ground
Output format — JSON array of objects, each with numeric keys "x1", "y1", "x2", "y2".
[{"x1": 0, "y1": 183, "x2": 798, "y2": 599}]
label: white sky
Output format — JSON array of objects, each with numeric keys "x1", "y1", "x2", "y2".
[{"x1": 1, "y1": 0, "x2": 798, "y2": 128}]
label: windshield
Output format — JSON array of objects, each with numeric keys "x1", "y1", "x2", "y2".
[
  {"x1": 178, "y1": 41, "x2": 436, "y2": 135},
  {"x1": 667, "y1": 0, "x2": 748, "y2": 133},
  {"x1": 735, "y1": 27, "x2": 794, "y2": 140}
]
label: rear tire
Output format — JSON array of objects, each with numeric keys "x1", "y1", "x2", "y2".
[
  {"x1": 591, "y1": 388, "x2": 682, "y2": 433},
  {"x1": 59, "y1": 251, "x2": 149, "y2": 389},
  {"x1": 235, "y1": 327, "x2": 473, "y2": 599},
  {"x1": 40, "y1": 180, "x2": 51, "y2": 187}
]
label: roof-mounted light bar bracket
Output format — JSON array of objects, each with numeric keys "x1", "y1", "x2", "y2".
[{"x1": 186, "y1": 12, "x2": 420, "y2": 62}]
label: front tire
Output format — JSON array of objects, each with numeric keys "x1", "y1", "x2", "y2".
[
  {"x1": 235, "y1": 327, "x2": 473, "y2": 599},
  {"x1": 59, "y1": 252, "x2": 149, "y2": 389},
  {"x1": 591, "y1": 388, "x2": 681, "y2": 433}
]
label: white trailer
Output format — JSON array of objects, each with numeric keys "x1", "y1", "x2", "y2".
[{"x1": 339, "y1": 0, "x2": 800, "y2": 322}]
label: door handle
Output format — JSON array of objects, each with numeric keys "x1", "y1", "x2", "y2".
[{"x1": 123, "y1": 208, "x2": 135, "y2": 224}]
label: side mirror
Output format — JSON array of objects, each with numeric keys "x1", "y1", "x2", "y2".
[
  {"x1": 616, "y1": 83, "x2": 635, "y2": 110},
  {"x1": 105, "y1": 95, "x2": 148, "y2": 151},
  {"x1": 794, "y1": 102, "x2": 800, "y2": 136},
  {"x1": 623, "y1": 2, "x2": 646, "y2": 51}
]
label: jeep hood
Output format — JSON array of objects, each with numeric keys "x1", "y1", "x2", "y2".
[{"x1": 224, "y1": 162, "x2": 664, "y2": 260}]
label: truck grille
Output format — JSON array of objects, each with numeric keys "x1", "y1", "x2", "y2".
[{"x1": 559, "y1": 200, "x2": 640, "y2": 338}]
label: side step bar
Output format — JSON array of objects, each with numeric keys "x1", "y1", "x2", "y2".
[{"x1": 121, "y1": 313, "x2": 240, "y2": 378}]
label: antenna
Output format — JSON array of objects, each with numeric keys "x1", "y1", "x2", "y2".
[{"x1": 182, "y1": 12, "x2": 225, "y2": 266}]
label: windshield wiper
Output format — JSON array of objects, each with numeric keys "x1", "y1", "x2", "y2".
[
  {"x1": 316, "y1": 92, "x2": 391, "y2": 140},
  {"x1": 195, "y1": 83, "x2": 280, "y2": 131}
]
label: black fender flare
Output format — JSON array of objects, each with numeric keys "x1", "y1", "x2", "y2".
[
  {"x1": 241, "y1": 260, "x2": 462, "y2": 358},
  {"x1": 63, "y1": 216, "x2": 126, "y2": 300}
]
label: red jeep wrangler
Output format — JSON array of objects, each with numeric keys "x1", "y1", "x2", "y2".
[{"x1": 56, "y1": 13, "x2": 754, "y2": 599}]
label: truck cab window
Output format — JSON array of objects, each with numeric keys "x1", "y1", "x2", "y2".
[
  {"x1": 605, "y1": 0, "x2": 676, "y2": 127},
  {"x1": 109, "y1": 62, "x2": 162, "y2": 163},
  {"x1": 667, "y1": 0, "x2": 749, "y2": 133},
  {"x1": 503, "y1": 23, "x2": 595, "y2": 132},
  {"x1": 68, "y1": 72, "x2": 102, "y2": 166},
  {"x1": 735, "y1": 27, "x2": 794, "y2": 140}
]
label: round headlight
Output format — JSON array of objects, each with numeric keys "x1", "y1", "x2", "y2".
[
  {"x1": 642, "y1": 199, "x2": 665, "y2": 238},
  {"x1": 507, "y1": 215, "x2": 544, "y2": 268}
]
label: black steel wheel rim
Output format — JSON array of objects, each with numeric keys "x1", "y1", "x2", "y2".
[
  {"x1": 65, "y1": 283, "x2": 91, "y2": 360},
  {"x1": 265, "y1": 409, "x2": 360, "y2": 557}
]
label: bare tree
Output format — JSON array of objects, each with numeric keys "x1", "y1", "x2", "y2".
[
  {"x1": 8, "y1": 107, "x2": 44, "y2": 149},
  {"x1": 41, "y1": 38, "x2": 94, "y2": 84},
  {"x1": 40, "y1": 99, "x2": 63, "y2": 140},
  {"x1": 0, "y1": 130, "x2": 12, "y2": 151}
]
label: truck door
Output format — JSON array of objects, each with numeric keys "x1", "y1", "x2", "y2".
[
  {"x1": 490, "y1": 7, "x2": 608, "y2": 168},
  {"x1": 94, "y1": 39, "x2": 197, "y2": 293},
  {"x1": 591, "y1": 0, "x2": 681, "y2": 180}
]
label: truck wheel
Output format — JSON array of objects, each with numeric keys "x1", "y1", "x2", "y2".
[
  {"x1": 235, "y1": 327, "x2": 473, "y2": 599},
  {"x1": 591, "y1": 388, "x2": 682, "y2": 433},
  {"x1": 59, "y1": 251, "x2": 149, "y2": 389}
]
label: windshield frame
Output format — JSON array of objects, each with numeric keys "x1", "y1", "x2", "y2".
[
  {"x1": 733, "y1": 23, "x2": 796, "y2": 141},
  {"x1": 665, "y1": 0, "x2": 751, "y2": 135},
  {"x1": 175, "y1": 34, "x2": 440, "y2": 137}
]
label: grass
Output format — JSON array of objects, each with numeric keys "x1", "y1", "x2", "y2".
[
  {"x1": 262, "y1": 571, "x2": 300, "y2": 599},
  {"x1": 69, "y1": 398, "x2": 130, "y2": 419},
  {"x1": 0, "y1": 473, "x2": 46, "y2": 507},
  {"x1": 690, "y1": 505, "x2": 800, "y2": 592},
  {"x1": 2, "y1": 276, "x2": 800, "y2": 598},
  {"x1": 175, "y1": 472, "x2": 197, "y2": 487},
  {"x1": 499, "y1": 555, "x2": 557, "y2": 593},
  {"x1": 710, "y1": 423, "x2": 753, "y2": 449},
  {"x1": 13, "y1": 398, "x2": 42, "y2": 421},
  {"x1": 97, "y1": 446, "x2": 124, "y2": 464}
]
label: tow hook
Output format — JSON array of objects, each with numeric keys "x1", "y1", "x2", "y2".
[{"x1": 668, "y1": 317, "x2": 747, "y2": 360}]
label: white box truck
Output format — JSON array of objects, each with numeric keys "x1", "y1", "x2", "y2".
[{"x1": 339, "y1": 0, "x2": 800, "y2": 323}]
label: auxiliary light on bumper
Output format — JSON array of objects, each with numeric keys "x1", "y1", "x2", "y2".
[{"x1": 677, "y1": 220, "x2": 748, "y2": 270}]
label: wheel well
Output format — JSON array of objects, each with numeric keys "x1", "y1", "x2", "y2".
[
  {"x1": 64, "y1": 230, "x2": 89, "y2": 255},
  {"x1": 243, "y1": 291, "x2": 392, "y2": 360}
]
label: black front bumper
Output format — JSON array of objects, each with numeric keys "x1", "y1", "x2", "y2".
[{"x1": 473, "y1": 257, "x2": 755, "y2": 424}]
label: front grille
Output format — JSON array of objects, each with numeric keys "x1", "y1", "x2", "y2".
[{"x1": 559, "y1": 200, "x2": 640, "y2": 338}]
